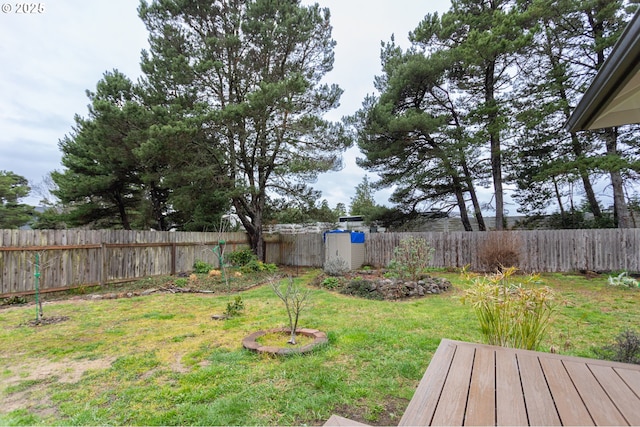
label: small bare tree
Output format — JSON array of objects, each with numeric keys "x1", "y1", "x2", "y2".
[
  {"x1": 270, "y1": 277, "x2": 312, "y2": 344},
  {"x1": 27, "y1": 250, "x2": 58, "y2": 323}
]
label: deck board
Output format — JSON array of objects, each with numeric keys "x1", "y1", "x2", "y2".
[
  {"x1": 518, "y1": 353, "x2": 562, "y2": 426},
  {"x1": 495, "y1": 350, "x2": 528, "y2": 426},
  {"x1": 398, "y1": 340, "x2": 456, "y2": 426},
  {"x1": 538, "y1": 357, "x2": 594, "y2": 425},
  {"x1": 564, "y1": 361, "x2": 628, "y2": 426},
  {"x1": 615, "y1": 367, "x2": 640, "y2": 396},
  {"x1": 589, "y1": 364, "x2": 640, "y2": 425},
  {"x1": 465, "y1": 347, "x2": 496, "y2": 426},
  {"x1": 430, "y1": 343, "x2": 475, "y2": 426},
  {"x1": 399, "y1": 339, "x2": 640, "y2": 426}
]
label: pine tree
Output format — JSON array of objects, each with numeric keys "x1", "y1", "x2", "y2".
[
  {"x1": 53, "y1": 71, "x2": 149, "y2": 229},
  {"x1": 0, "y1": 171, "x2": 34, "y2": 229},
  {"x1": 139, "y1": 0, "x2": 349, "y2": 257}
]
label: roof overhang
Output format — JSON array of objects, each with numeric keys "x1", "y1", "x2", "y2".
[{"x1": 566, "y1": 9, "x2": 640, "y2": 132}]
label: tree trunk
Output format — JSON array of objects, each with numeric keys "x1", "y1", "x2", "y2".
[
  {"x1": 453, "y1": 183, "x2": 473, "y2": 231},
  {"x1": 486, "y1": 62, "x2": 504, "y2": 230},
  {"x1": 552, "y1": 176, "x2": 565, "y2": 216},
  {"x1": 543, "y1": 18, "x2": 603, "y2": 220},
  {"x1": 461, "y1": 156, "x2": 486, "y2": 231},
  {"x1": 603, "y1": 128, "x2": 632, "y2": 228},
  {"x1": 568, "y1": 133, "x2": 602, "y2": 218},
  {"x1": 114, "y1": 192, "x2": 131, "y2": 230}
]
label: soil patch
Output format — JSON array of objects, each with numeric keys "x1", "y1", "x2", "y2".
[
  {"x1": 2, "y1": 356, "x2": 116, "y2": 386},
  {"x1": 1, "y1": 356, "x2": 116, "y2": 415},
  {"x1": 22, "y1": 316, "x2": 70, "y2": 327},
  {"x1": 319, "y1": 396, "x2": 409, "y2": 426}
]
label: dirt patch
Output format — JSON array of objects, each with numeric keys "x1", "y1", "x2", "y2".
[
  {"x1": 22, "y1": 316, "x2": 70, "y2": 327},
  {"x1": 2, "y1": 356, "x2": 116, "y2": 386},
  {"x1": 319, "y1": 396, "x2": 409, "y2": 426},
  {"x1": 171, "y1": 353, "x2": 190, "y2": 374},
  {"x1": 2, "y1": 386, "x2": 58, "y2": 419},
  {"x1": 1, "y1": 356, "x2": 116, "y2": 415}
]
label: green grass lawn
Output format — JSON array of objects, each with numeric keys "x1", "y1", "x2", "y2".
[{"x1": 1, "y1": 269, "x2": 639, "y2": 425}]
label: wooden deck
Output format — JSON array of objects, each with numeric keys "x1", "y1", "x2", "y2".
[{"x1": 399, "y1": 339, "x2": 640, "y2": 426}]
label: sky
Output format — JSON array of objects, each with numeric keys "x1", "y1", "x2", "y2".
[{"x1": 0, "y1": 0, "x2": 452, "y2": 210}]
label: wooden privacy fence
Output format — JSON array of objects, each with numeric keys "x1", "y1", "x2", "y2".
[
  {"x1": 364, "y1": 229, "x2": 640, "y2": 272},
  {"x1": 2, "y1": 228, "x2": 640, "y2": 297},
  {"x1": 0, "y1": 229, "x2": 249, "y2": 297}
]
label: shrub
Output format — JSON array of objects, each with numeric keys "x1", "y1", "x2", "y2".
[
  {"x1": 1, "y1": 295, "x2": 27, "y2": 306},
  {"x1": 226, "y1": 248, "x2": 256, "y2": 267},
  {"x1": 324, "y1": 257, "x2": 349, "y2": 276},
  {"x1": 477, "y1": 232, "x2": 521, "y2": 272},
  {"x1": 461, "y1": 267, "x2": 557, "y2": 350},
  {"x1": 595, "y1": 329, "x2": 640, "y2": 364},
  {"x1": 193, "y1": 260, "x2": 214, "y2": 274},
  {"x1": 320, "y1": 277, "x2": 342, "y2": 290},
  {"x1": 387, "y1": 237, "x2": 433, "y2": 281},
  {"x1": 224, "y1": 296, "x2": 245, "y2": 318},
  {"x1": 607, "y1": 272, "x2": 639, "y2": 288},
  {"x1": 239, "y1": 260, "x2": 278, "y2": 273},
  {"x1": 174, "y1": 278, "x2": 188, "y2": 287}
]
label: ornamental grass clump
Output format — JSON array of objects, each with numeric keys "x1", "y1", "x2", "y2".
[{"x1": 461, "y1": 267, "x2": 557, "y2": 350}]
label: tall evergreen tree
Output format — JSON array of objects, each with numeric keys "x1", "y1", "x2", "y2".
[
  {"x1": 53, "y1": 70, "x2": 151, "y2": 229},
  {"x1": 0, "y1": 171, "x2": 34, "y2": 229},
  {"x1": 511, "y1": 0, "x2": 603, "y2": 218},
  {"x1": 513, "y1": 0, "x2": 638, "y2": 227},
  {"x1": 353, "y1": 38, "x2": 487, "y2": 231},
  {"x1": 139, "y1": 0, "x2": 349, "y2": 258},
  {"x1": 411, "y1": 0, "x2": 535, "y2": 229}
]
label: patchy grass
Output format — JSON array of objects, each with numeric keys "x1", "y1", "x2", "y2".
[{"x1": 1, "y1": 269, "x2": 639, "y2": 425}]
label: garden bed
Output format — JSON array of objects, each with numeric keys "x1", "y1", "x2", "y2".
[
  {"x1": 312, "y1": 269, "x2": 452, "y2": 300},
  {"x1": 242, "y1": 327, "x2": 328, "y2": 356}
]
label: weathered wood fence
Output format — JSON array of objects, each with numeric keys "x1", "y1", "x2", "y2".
[
  {"x1": 364, "y1": 229, "x2": 640, "y2": 272},
  {"x1": 2, "y1": 229, "x2": 639, "y2": 297},
  {"x1": 0, "y1": 230, "x2": 250, "y2": 297}
]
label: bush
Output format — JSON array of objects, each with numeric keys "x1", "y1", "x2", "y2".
[
  {"x1": 239, "y1": 260, "x2": 278, "y2": 273},
  {"x1": 174, "y1": 278, "x2": 188, "y2": 287},
  {"x1": 324, "y1": 257, "x2": 349, "y2": 276},
  {"x1": 1, "y1": 295, "x2": 27, "y2": 306},
  {"x1": 461, "y1": 267, "x2": 557, "y2": 350},
  {"x1": 224, "y1": 296, "x2": 245, "y2": 318},
  {"x1": 226, "y1": 248, "x2": 256, "y2": 267},
  {"x1": 595, "y1": 329, "x2": 640, "y2": 364},
  {"x1": 387, "y1": 237, "x2": 433, "y2": 281},
  {"x1": 477, "y1": 232, "x2": 521, "y2": 272},
  {"x1": 193, "y1": 260, "x2": 214, "y2": 274},
  {"x1": 320, "y1": 277, "x2": 342, "y2": 290}
]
